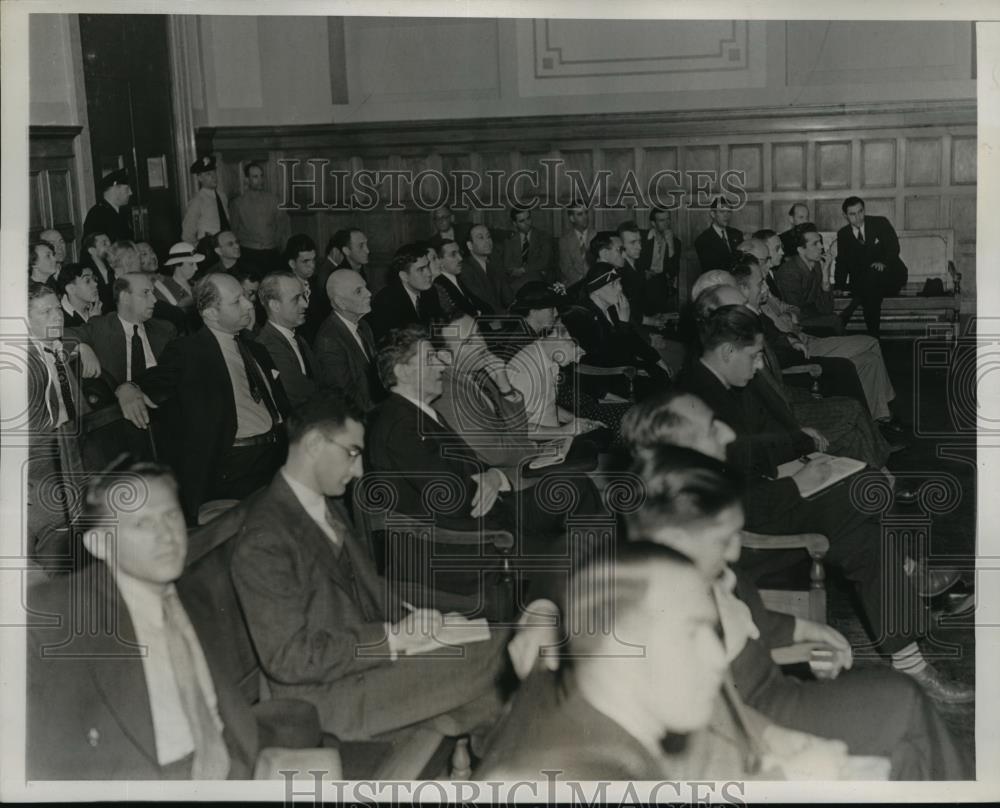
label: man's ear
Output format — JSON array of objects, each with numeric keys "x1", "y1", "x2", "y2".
[{"x1": 720, "y1": 342, "x2": 735, "y2": 362}]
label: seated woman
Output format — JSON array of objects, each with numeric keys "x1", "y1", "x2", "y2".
[
  {"x1": 135, "y1": 241, "x2": 159, "y2": 273},
  {"x1": 154, "y1": 241, "x2": 203, "y2": 333}
]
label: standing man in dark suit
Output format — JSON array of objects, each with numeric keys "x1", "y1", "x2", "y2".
[
  {"x1": 694, "y1": 197, "x2": 743, "y2": 275},
  {"x1": 835, "y1": 196, "x2": 908, "y2": 338},
  {"x1": 283, "y1": 234, "x2": 327, "y2": 345},
  {"x1": 499, "y1": 206, "x2": 554, "y2": 292},
  {"x1": 231, "y1": 398, "x2": 510, "y2": 741},
  {"x1": 65, "y1": 272, "x2": 177, "y2": 403},
  {"x1": 83, "y1": 169, "x2": 134, "y2": 243},
  {"x1": 462, "y1": 224, "x2": 513, "y2": 314},
  {"x1": 637, "y1": 207, "x2": 682, "y2": 314},
  {"x1": 313, "y1": 268, "x2": 383, "y2": 414},
  {"x1": 82, "y1": 231, "x2": 116, "y2": 314},
  {"x1": 254, "y1": 271, "x2": 318, "y2": 412},
  {"x1": 27, "y1": 462, "x2": 259, "y2": 779},
  {"x1": 367, "y1": 244, "x2": 441, "y2": 341},
  {"x1": 116, "y1": 273, "x2": 290, "y2": 524}
]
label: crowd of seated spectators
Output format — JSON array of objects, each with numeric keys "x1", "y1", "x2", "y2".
[{"x1": 23, "y1": 163, "x2": 973, "y2": 784}]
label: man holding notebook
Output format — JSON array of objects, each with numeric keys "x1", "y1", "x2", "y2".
[
  {"x1": 231, "y1": 397, "x2": 511, "y2": 741},
  {"x1": 677, "y1": 305, "x2": 973, "y2": 705}
]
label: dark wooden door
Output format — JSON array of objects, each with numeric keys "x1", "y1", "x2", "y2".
[{"x1": 79, "y1": 14, "x2": 180, "y2": 257}]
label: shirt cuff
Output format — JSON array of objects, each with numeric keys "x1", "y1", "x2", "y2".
[{"x1": 494, "y1": 469, "x2": 512, "y2": 493}]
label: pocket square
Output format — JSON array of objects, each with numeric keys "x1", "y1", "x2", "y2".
[{"x1": 271, "y1": 369, "x2": 280, "y2": 379}]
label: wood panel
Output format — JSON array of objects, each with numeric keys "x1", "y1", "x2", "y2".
[
  {"x1": 200, "y1": 101, "x2": 976, "y2": 310},
  {"x1": 29, "y1": 125, "x2": 84, "y2": 258}
]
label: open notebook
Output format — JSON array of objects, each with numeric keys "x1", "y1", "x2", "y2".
[{"x1": 775, "y1": 452, "x2": 866, "y2": 498}]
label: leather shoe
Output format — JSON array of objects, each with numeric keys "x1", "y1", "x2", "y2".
[
  {"x1": 909, "y1": 564, "x2": 961, "y2": 597},
  {"x1": 887, "y1": 439, "x2": 908, "y2": 455},
  {"x1": 902, "y1": 664, "x2": 974, "y2": 704},
  {"x1": 878, "y1": 417, "x2": 907, "y2": 436},
  {"x1": 936, "y1": 591, "x2": 976, "y2": 618}
]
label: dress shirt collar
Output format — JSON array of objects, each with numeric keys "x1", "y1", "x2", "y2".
[
  {"x1": 114, "y1": 569, "x2": 175, "y2": 629},
  {"x1": 61, "y1": 296, "x2": 92, "y2": 322},
  {"x1": 281, "y1": 468, "x2": 341, "y2": 545},
  {"x1": 206, "y1": 324, "x2": 239, "y2": 346},
  {"x1": 470, "y1": 254, "x2": 488, "y2": 273},
  {"x1": 334, "y1": 310, "x2": 361, "y2": 335},
  {"x1": 713, "y1": 224, "x2": 728, "y2": 239},
  {"x1": 397, "y1": 391, "x2": 441, "y2": 425},
  {"x1": 402, "y1": 285, "x2": 420, "y2": 311},
  {"x1": 440, "y1": 270, "x2": 461, "y2": 287},
  {"x1": 271, "y1": 321, "x2": 299, "y2": 344},
  {"x1": 118, "y1": 313, "x2": 146, "y2": 335}
]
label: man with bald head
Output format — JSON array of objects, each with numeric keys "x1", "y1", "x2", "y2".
[
  {"x1": 254, "y1": 272, "x2": 318, "y2": 412},
  {"x1": 313, "y1": 268, "x2": 384, "y2": 414},
  {"x1": 779, "y1": 203, "x2": 810, "y2": 256},
  {"x1": 118, "y1": 272, "x2": 290, "y2": 522}
]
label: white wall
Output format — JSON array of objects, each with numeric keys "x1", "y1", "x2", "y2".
[
  {"x1": 189, "y1": 18, "x2": 976, "y2": 127},
  {"x1": 29, "y1": 14, "x2": 81, "y2": 126}
]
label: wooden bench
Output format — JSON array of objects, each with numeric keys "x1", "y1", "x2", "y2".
[{"x1": 819, "y1": 229, "x2": 962, "y2": 338}]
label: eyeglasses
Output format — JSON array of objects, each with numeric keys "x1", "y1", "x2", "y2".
[{"x1": 328, "y1": 439, "x2": 363, "y2": 458}]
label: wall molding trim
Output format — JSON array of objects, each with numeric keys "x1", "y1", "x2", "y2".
[{"x1": 199, "y1": 100, "x2": 975, "y2": 153}]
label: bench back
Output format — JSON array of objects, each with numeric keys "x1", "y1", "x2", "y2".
[{"x1": 819, "y1": 228, "x2": 957, "y2": 294}]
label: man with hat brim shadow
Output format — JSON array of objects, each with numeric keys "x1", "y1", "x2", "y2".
[
  {"x1": 83, "y1": 169, "x2": 134, "y2": 243},
  {"x1": 561, "y1": 263, "x2": 673, "y2": 402},
  {"x1": 182, "y1": 156, "x2": 230, "y2": 261}
]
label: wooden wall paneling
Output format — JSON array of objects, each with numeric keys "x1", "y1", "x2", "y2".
[
  {"x1": 861, "y1": 139, "x2": 896, "y2": 188},
  {"x1": 816, "y1": 140, "x2": 851, "y2": 190},
  {"x1": 904, "y1": 195, "x2": 941, "y2": 230},
  {"x1": 814, "y1": 199, "x2": 845, "y2": 232},
  {"x1": 905, "y1": 137, "x2": 942, "y2": 187},
  {"x1": 730, "y1": 144, "x2": 763, "y2": 193},
  {"x1": 950, "y1": 135, "x2": 976, "y2": 185},
  {"x1": 772, "y1": 142, "x2": 806, "y2": 191}
]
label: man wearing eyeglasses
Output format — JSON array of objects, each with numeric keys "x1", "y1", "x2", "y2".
[
  {"x1": 232, "y1": 396, "x2": 511, "y2": 742},
  {"x1": 773, "y1": 224, "x2": 844, "y2": 337}
]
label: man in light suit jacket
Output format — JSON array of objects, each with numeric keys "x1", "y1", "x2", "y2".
[
  {"x1": 27, "y1": 462, "x2": 259, "y2": 779},
  {"x1": 499, "y1": 206, "x2": 554, "y2": 292},
  {"x1": 231, "y1": 398, "x2": 510, "y2": 741},
  {"x1": 65, "y1": 271, "x2": 176, "y2": 407},
  {"x1": 254, "y1": 271, "x2": 319, "y2": 412},
  {"x1": 558, "y1": 202, "x2": 594, "y2": 288},
  {"x1": 313, "y1": 269, "x2": 385, "y2": 415}
]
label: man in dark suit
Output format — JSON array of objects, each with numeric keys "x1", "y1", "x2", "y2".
[
  {"x1": 675, "y1": 307, "x2": 972, "y2": 704},
  {"x1": 117, "y1": 273, "x2": 290, "y2": 524},
  {"x1": 254, "y1": 271, "x2": 319, "y2": 412},
  {"x1": 283, "y1": 234, "x2": 327, "y2": 345},
  {"x1": 835, "y1": 196, "x2": 909, "y2": 338},
  {"x1": 637, "y1": 208, "x2": 682, "y2": 314},
  {"x1": 561, "y1": 263, "x2": 673, "y2": 400},
  {"x1": 557, "y1": 202, "x2": 594, "y2": 288},
  {"x1": 694, "y1": 197, "x2": 743, "y2": 275},
  {"x1": 430, "y1": 237, "x2": 490, "y2": 319},
  {"x1": 427, "y1": 205, "x2": 469, "y2": 247},
  {"x1": 313, "y1": 269, "x2": 384, "y2": 415},
  {"x1": 83, "y1": 168, "x2": 134, "y2": 243},
  {"x1": 774, "y1": 224, "x2": 843, "y2": 336},
  {"x1": 82, "y1": 230, "x2": 116, "y2": 314},
  {"x1": 231, "y1": 398, "x2": 510, "y2": 741},
  {"x1": 27, "y1": 462, "x2": 258, "y2": 779},
  {"x1": 778, "y1": 202, "x2": 810, "y2": 257},
  {"x1": 498, "y1": 206, "x2": 554, "y2": 292},
  {"x1": 462, "y1": 224, "x2": 513, "y2": 314},
  {"x1": 624, "y1": 439, "x2": 968, "y2": 779},
  {"x1": 367, "y1": 244, "x2": 442, "y2": 342},
  {"x1": 65, "y1": 272, "x2": 177, "y2": 406},
  {"x1": 479, "y1": 542, "x2": 734, "y2": 781}
]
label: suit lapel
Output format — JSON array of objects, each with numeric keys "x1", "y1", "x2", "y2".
[{"x1": 83, "y1": 565, "x2": 160, "y2": 768}]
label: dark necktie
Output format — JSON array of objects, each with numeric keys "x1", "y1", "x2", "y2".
[
  {"x1": 215, "y1": 191, "x2": 230, "y2": 232},
  {"x1": 43, "y1": 346, "x2": 76, "y2": 426},
  {"x1": 235, "y1": 335, "x2": 280, "y2": 423},
  {"x1": 608, "y1": 304, "x2": 622, "y2": 326},
  {"x1": 130, "y1": 324, "x2": 145, "y2": 382},
  {"x1": 857, "y1": 228, "x2": 865, "y2": 245},
  {"x1": 162, "y1": 591, "x2": 231, "y2": 780},
  {"x1": 294, "y1": 333, "x2": 313, "y2": 378},
  {"x1": 521, "y1": 234, "x2": 530, "y2": 265},
  {"x1": 719, "y1": 229, "x2": 731, "y2": 252},
  {"x1": 414, "y1": 293, "x2": 424, "y2": 323}
]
